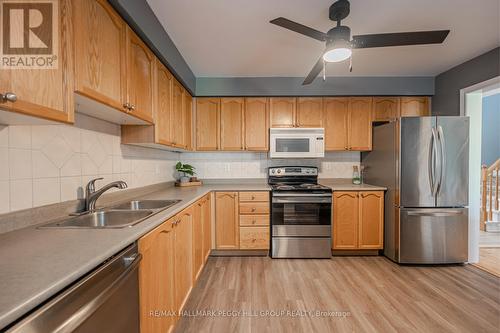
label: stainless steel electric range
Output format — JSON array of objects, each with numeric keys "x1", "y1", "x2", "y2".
[{"x1": 269, "y1": 166, "x2": 332, "y2": 258}]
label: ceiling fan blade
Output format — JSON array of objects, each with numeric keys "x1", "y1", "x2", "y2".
[
  {"x1": 351, "y1": 30, "x2": 450, "y2": 49},
  {"x1": 270, "y1": 17, "x2": 327, "y2": 42},
  {"x1": 303, "y1": 56, "x2": 324, "y2": 85}
]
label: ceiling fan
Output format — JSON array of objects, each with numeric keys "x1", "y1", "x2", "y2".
[{"x1": 270, "y1": 0, "x2": 450, "y2": 85}]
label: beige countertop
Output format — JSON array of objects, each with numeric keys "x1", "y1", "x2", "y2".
[{"x1": 0, "y1": 179, "x2": 384, "y2": 329}]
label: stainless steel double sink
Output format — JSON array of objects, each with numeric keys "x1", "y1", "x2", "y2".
[{"x1": 40, "y1": 200, "x2": 181, "y2": 229}]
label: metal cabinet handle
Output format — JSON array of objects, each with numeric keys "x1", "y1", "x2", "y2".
[
  {"x1": 251, "y1": 195, "x2": 255, "y2": 200},
  {"x1": 130, "y1": 104, "x2": 136, "y2": 111},
  {"x1": 123, "y1": 102, "x2": 130, "y2": 109},
  {"x1": 0, "y1": 92, "x2": 17, "y2": 103}
]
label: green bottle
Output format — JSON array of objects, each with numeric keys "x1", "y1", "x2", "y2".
[{"x1": 352, "y1": 165, "x2": 361, "y2": 185}]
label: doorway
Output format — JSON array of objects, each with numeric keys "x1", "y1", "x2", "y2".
[{"x1": 461, "y1": 76, "x2": 500, "y2": 276}]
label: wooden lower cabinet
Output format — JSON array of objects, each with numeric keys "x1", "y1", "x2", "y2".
[
  {"x1": 214, "y1": 191, "x2": 270, "y2": 250},
  {"x1": 358, "y1": 192, "x2": 384, "y2": 249},
  {"x1": 333, "y1": 191, "x2": 384, "y2": 250},
  {"x1": 138, "y1": 217, "x2": 176, "y2": 333},
  {"x1": 139, "y1": 196, "x2": 213, "y2": 333},
  {"x1": 240, "y1": 227, "x2": 269, "y2": 249},
  {"x1": 215, "y1": 192, "x2": 239, "y2": 249}
]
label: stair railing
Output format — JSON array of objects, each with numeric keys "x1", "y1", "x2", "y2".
[{"x1": 482, "y1": 158, "x2": 500, "y2": 226}]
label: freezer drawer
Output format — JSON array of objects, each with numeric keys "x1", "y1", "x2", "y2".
[{"x1": 399, "y1": 208, "x2": 468, "y2": 264}]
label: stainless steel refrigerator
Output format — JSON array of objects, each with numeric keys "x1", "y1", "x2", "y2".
[{"x1": 362, "y1": 116, "x2": 469, "y2": 264}]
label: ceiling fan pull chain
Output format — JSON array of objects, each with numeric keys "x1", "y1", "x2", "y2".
[{"x1": 323, "y1": 60, "x2": 326, "y2": 81}]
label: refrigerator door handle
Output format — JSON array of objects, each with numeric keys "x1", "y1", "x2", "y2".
[
  {"x1": 407, "y1": 210, "x2": 464, "y2": 217},
  {"x1": 429, "y1": 127, "x2": 440, "y2": 197},
  {"x1": 437, "y1": 125, "x2": 446, "y2": 195}
]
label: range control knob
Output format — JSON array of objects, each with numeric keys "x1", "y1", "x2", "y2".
[{"x1": 277, "y1": 169, "x2": 282, "y2": 174}]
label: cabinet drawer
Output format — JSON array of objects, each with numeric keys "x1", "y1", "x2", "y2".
[
  {"x1": 239, "y1": 191, "x2": 269, "y2": 202},
  {"x1": 240, "y1": 215, "x2": 269, "y2": 226},
  {"x1": 239, "y1": 202, "x2": 269, "y2": 214},
  {"x1": 240, "y1": 227, "x2": 270, "y2": 249}
]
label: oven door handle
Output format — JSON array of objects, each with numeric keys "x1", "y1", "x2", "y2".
[
  {"x1": 272, "y1": 197, "x2": 332, "y2": 204},
  {"x1": 272, "y1": 193, "x2": 332, "y2": 197}
]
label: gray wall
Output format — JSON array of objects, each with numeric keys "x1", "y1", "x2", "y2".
[
  {"x1": 108, "y1": 0, "x2": 196, "y2": 94},
  {"x1": 196, "y1": 77, "x2": 434, "y2": 97},
  {"x1": 433, "y1": 47, "x2": 500, "y2": 116},
  {"x1": 482, "y1": 93, "x2": 500, "y2": 166}
]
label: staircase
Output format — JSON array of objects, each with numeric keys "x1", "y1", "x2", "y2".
[{"x1": 482, "y1": 159, "x2": 500, "y2": 232}]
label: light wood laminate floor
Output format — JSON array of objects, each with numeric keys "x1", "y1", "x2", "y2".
[
  {"x1": 174, "y1": 256, "x2": 500, "y2": 333},
  {"x1": 476, "y1": 248, "x2": 500, "y2": 277}
]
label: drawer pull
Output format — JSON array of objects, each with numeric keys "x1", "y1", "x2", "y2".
[{"x1": 251, "y1": 208, "x2": 256, "y2": 212}]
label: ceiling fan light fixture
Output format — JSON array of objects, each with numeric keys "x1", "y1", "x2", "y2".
[{"x1": 323, "y1": 47, "x2": 352, "y2": 62}]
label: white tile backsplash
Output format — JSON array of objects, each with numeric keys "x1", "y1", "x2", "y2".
[
  {"x1": 1, "y1": 114, "x2": 180, "y2": 214},
  {"x1": 10, "y1": 179, "x2": 33, "y2": 211},
  {"x1": 181, "y1": 151, "x2": 360, "y2": 179}
]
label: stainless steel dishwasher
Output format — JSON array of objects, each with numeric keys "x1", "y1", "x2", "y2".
[{"x1": 7, "y1": 244, "x2": 142, "y2": 333}]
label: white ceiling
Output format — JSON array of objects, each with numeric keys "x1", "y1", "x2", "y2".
[{"x1": 147, "y1": 0, "x2": 500, "y2": 78}]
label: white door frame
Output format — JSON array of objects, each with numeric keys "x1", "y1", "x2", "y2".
[{"x1": 460, "y1": 76, "x2": 500, "y2": 263}]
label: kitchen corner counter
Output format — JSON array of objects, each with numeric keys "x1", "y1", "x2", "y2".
[
  {"x1": 319, "y1": 178, "x2": 387, "y2": 191},
  {"x1": 0, "y1": 182, "x2": 269, "y2": 330}
]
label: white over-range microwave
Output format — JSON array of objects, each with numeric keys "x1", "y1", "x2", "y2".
[{"x1": 269, "y1": 128, "x2": 325, "y2": 158}]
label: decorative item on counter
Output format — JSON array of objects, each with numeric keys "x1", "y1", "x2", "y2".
[
  {"x1": 175, "y1": 162, "x2": 203, "y2": 187},
  {"x1": 352, "y1": 165, "x2": 361, "y2": 185}
]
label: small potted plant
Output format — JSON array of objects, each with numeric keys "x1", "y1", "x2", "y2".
[{"x1": 176, "y1": 162, "x2": 195, "y2": 183}]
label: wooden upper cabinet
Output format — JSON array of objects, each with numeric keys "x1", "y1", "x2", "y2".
[
  {"x1": 333, "y1": 192, "x2": 359, "y2": 249},
  {"x1": 73, "y1": 0, "x2": 125, "y2": 112},
  {"x1": 215, "y1": 192, "x2": 239, "y2": 249},
  {"x1": 244, "y1": 98, "x2": 269, "y2": 151},
  {"x1": 171, "y1": 80, "x2": 185, "y2": 148},
  {"x1": 196, "y1": 98, "x2": 220, "y2": 151},
  {"x1": 155, "y1": 62, "x2": 173, "y2": 145},
  {"x1": 138, "y1": 219, "x2": 175, "y2": 333},
  {"x1": 174, "y1": 208, "x2": 193, "y2": 313},
  {"x1": 126, "y1": 27, "x2": 154, "y2": 123},
  {"x1": 373, "y1": 97, "x2": 400, "y2": 122},
  {"x1": 400, "y1": 97, "x2": 430, "y2": 117},
  {"x1": 220, "y1": 98, "x2": 244, "y2": 151},
  {"x1": 0, "y1": 0, "x2": 74, "y2": 123},
  {"x1": 270, "y1": 98, "x2": 296, "y2": 128},
  {"x1": 184, "y1": 93, "x2": 193, "y2": 150},
  {"x1": 296, "y1": 97, "x2": 323, "y2": 127},
  {"x1": 324, "y1": 98, "x2": 349, "y2": 151},
  {"x1": 349, "y1": 97, "x2": 372, "y2": 151},
  {"x1": 358, "y1": 191, "x2": 384, "y2": 249}
]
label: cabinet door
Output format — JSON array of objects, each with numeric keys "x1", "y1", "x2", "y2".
[
  {"x1": 269, "y1": 98, "x2": 296, "y2": 128},
  {"x1": 373, "y1": 97, "x2": 400, "y2": 122},
  {"x1": 349, "y1": 97, "x2": 372, "y2": 151},
  {"x1": 0, "y1": 0, "x2": 74, "y2": 123},
  {"x1": 333, "y1": 192, "x2": 359, "y2": 249},
  {"x1": 220, "y1": 98, "x2": 244, "y2": 150},
  {"x1": 202, "y1": 195, "x2": 212, "y2": 261},
  {"x1": 138, "y1": 220, "x2": 175, "y2": 333},
  {"x1": 193, "y1": 199, "x2": 204, "y2": 281},
  {"x1": 171, "y1": 80, "x2": 185, "y2": 148},
  {"x1": 359, "y1": 191, "x2": 384, "y2": 249},
  {"x1": 400, "y1": 97, "x2": 430, "y2": 117},
  {"x1": 296, "y1": 97, "x2": 323, "y2": 127},
  {"x1": 126, "y1": 28, "x2": 154, "y2": 123},
  {"x1": 155, "y1": 62, "x2": 173, "y2": 145},
  {"x1": 174, "y1": 208, "x2": 193, "y2": 313},
  {"x1": 324, "y1": 98, "x2": 349, "y2": 151},
  {"x1": 196, "y1": 98, "x2": 219, "y2": 150},
  {"x1": 244, "y1": 98, "x2": 269, "y2": 151},
  {"x1": 73, "y1": 0, "x2": 125, "y2": 112},
  {"x1": 184, "y1": 93, "x2": 193, "y2": 150},
  {"x1": 215, "y1": 192, "x2": 239, "y2": 249}
]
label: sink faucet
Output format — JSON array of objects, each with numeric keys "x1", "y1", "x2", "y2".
[{"x1": 84, "y1": 178, "x2": 128, "y2": 212}]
